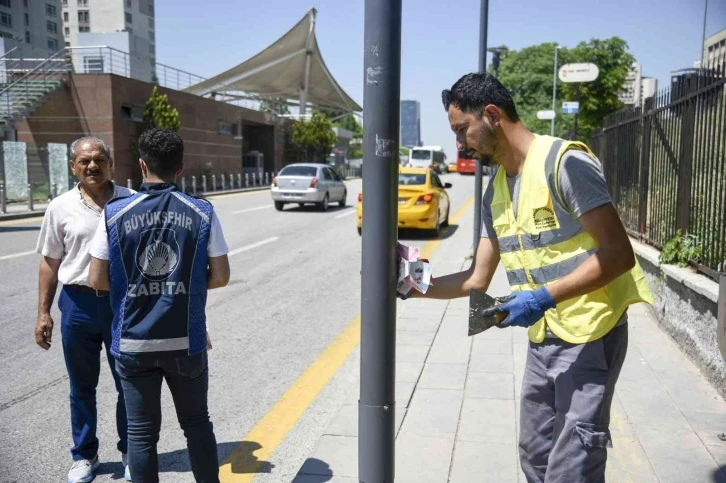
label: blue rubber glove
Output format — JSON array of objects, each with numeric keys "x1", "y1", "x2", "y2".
[{"x1": 481, "y1": 287, "x2": 556, "y2": 328}]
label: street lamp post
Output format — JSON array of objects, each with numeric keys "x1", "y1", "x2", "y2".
[
  {"x1": 359, "y1": 0, "x2": 401, "y2": 481},
  {"x1": 551, "y1": 46, "x2": 560, "y2": 136},
  {"x1": 473, "y1": 0, "x2": 489, "y2": 252}
]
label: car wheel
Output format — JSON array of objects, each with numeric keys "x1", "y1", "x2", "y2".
[
  {"x1": 318, "y1": 193, "x2": 329, "y2": 212},
  {"x1": 339, "y1": 190, "x2": 347, "y2": 208},
  {"x1": 431, "y1": 215, "x2": 441, "y2": 238},
  {"x1": 274, "y1": 201, "x2": 285, "y2": 211},
  {"x1": 442, "y1": 207, "x2": 450, "y2": 227}
]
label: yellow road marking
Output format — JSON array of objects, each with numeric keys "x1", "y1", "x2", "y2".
[
  {"x1": 0, "y1": 216, "x2": 44, "y2": 227},
  {"x1": 219, "y1": 195, "x2": 474, "y2": 482}
]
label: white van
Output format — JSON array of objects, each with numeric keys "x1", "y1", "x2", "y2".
[{"x1": 409, "y1": 146, "x2": 446, "y2": 173}]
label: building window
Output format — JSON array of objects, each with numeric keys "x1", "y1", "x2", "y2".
[
  {"x1": 148, "y1": 17, "x2": 153, "y2": 29},
  {"x1": 78, "y1": 10, "x2": 89, "y2": 23},
  {"x1": 0, "y1": 12, "x2": 11, "y2": 27},
  {"x1": 125, "y1": 0, "x2": 131, "y2": 7},
  {"x1": 121, "y1": 104, "x2": 144, "y2": 122},
  {"x1": 125, "y1": 12, "x2": 132, "y2": 23},
  {"x1": 148, "y1": 2, "x2": 154, "y2": 15},
  {"x1": 24, "y1": 30, "x2": 30, "y2": 43},
  {"x1": 65, "y1": 41, "x2": 70, "y2": 47},
  {"x1": 78, "y1": 26, "x2": 89, "y2": 32},
  {"x1": 84, "y1": 56, "x2": 103, "y2": 73},
  {"x1": 148, "y1": 30, "x2": 154, "y2": 41},
  {"x1": 64, "y1": 27, "x2": 69, "y2": 36},
  {"x1": 47, "y1": 21, "x2": 57, "y2": 33},
  {"x1": 24, "y1": 13, "x2": 28, "y2": 25},
  {"x1": 0, "y1": 0, "x2": 10, "y2": 8},
  {"x1": 46, "y1": 3, "x2": 56, "y2": 16},
  {"x1": 77, "y1": 0, "x2": 88, "y2": 6},
  {"x1": 63, "y1": 12, "x2": 68, "y2": 22},
  {"x1": 218, "y1": 120, "x2": 238, "y2": 136},
  {"x1": 62, "y1": 0, "x2": 67, "y2": 6},
  {"x1": 47, "y1": 37, "x2": 58, "y2": 50},
  {"x1": 148, "y1": 43, "x2": 154, "y2": 54}
]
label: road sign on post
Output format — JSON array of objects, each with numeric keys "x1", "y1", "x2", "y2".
[
  {"x1": 537, "y1": 110, "x2": 556, "y2": 120},
  {"x1": 558, "y1": 63, "x2": 599, "y2": 83},
  {"x1": 360, "y1": 0, "x2": 401, "y2": 481},
  {"x1": 562, "y1": 102, "x2": 579, "y2": 114}
]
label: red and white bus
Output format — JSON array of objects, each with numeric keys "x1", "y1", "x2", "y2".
[{"x1": 456, "y1": 150, "x2": 477, "y2": 175}]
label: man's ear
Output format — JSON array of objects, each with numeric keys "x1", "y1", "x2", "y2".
[{"x1": 484, "y1": 105, "x2": 501, "y2": 127}]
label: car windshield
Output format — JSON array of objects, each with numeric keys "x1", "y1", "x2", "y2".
[
  {"x1": 411, "y1": 150, "x2": 431, "y2": 160},
  {"x1": 279, "y1": 165, "x2": 317, "y2": 177},
  {"x1": 399, "y1": 173, "x2": 427, "y2": 186}
]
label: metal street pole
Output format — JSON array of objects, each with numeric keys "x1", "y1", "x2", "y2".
[
  {"x1": 573, "y1": 82, "x2": 580, "y2": 140},
  {"x1": 474, "y1": 0, "x2": 489, "y2": 251},
  {"x1": 551, "y1": 46, "x2": 559, "y2": 136},
  {"x1": 359, "y1": 0, "x2": 401, "y2": 481}
]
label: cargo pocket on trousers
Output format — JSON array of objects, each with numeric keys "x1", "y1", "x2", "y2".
[{"x1": 564, "y1": 422, "x2": 611, "y2": 483}]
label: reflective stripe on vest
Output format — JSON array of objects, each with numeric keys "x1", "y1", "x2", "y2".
[{"x1": 491, "y1": 135, "x2": 653, "y2": 344}]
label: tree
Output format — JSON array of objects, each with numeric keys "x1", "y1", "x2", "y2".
[
  {"x1": 143, "y1": 85, "x2": 181, "y2": 131},
  {"x1": 291, "y1": 110, "x2": 337, "y2": 162},
  {"x1": 131, "y1": 86, "x2": 181, "y2": 160},
  {"x1": 260, "y1": 97, "x2": 290, "y2": 115},
  {"x1": 494, "y1": 38, "x2": 634, "y2": 142},
  {"x1": 333, "y1": 114, "x2": 363, "y2": 137}
]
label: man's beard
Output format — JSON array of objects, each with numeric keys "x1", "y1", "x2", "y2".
[{"x1": 476, "y1": 126, "x2": 499, "y2": 166}]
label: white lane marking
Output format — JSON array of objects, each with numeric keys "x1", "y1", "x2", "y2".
[
  {"x1": 231, "y1": 205, "x2": 273, "y2": 215},
  {"x1": 228, "y1": 237, "x2": 279, "y2": 257},
  {"x1": 335, "y1": 209, "x2": 357, "y2": 219},
  {"x1": 0, "y1": 250, "x2": 37, "y2": 261}
]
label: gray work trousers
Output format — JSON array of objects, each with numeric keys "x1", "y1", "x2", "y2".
[{"x1": 519, "y1": 323, "x2": 628, "y2": 483}]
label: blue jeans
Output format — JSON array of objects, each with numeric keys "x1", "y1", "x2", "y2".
[
  {"x1": 115, "y1": 351, "x2": 219, "y2": 483},
  {"x1": 59, "y1": 285, "x2": 128, "y2": 461}
]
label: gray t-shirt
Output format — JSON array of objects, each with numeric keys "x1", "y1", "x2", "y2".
[{"x1": 481, "y1": 149, "x2": 611, "y2": 237}]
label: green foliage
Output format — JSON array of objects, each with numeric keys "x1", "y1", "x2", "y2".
[
  {"x1": 291, "y1": 111, "x2": 337, "y2": 162},
  {"x1": 131, "y1": 86, "x2": 181, "y2": 160},
  {"x1": 659, "y1": 230, "x2": 703, "y2": 268},
  {"x1": 495, "y1": 38, "x2": 634, "y2": 142},
  {"x1": 260, "y1": 97, "x2": 290, "y2": 115},
  {"x1": 143, "y1": 86, "x2": 181, "y2": 131},
  {"x1": 332, "y1": 114, "x2": 363, "y2": 137},
  {"x1": 399, "y1": 147, "x2": 410, "y2": 156}
]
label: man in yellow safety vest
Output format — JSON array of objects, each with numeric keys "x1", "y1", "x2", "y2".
[{"x1": 409, "y1": 72, "x2": 653, "y2": 482}]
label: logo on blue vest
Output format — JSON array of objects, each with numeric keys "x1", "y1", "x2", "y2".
[{"x1": 136, "y1": 228, "x2": 180, "y2": 281}]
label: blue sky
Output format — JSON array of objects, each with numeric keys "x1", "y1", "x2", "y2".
[{"x1": 156, "y1": 0, "x2": 725, "y2": 159}]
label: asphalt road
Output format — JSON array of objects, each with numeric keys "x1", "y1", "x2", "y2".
[{"x1": 0, "y1": 173, "x2": 476, "y2": 483}]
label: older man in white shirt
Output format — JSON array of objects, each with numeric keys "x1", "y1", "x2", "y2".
[{"x1": 35, "y1": 137, "x2": 134, "y2": 483}]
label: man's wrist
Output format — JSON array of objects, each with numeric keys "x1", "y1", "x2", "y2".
[{"x1": 533, "y1": 287, "x2": 556, "y2": 310}]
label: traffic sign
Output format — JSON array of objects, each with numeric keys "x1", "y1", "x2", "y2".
[
  {"x1": 563, "y1": 102, "x2": 579, "y2": 114},
  {"x1": 558, "y1": 63, "x2": 599, "y2": 83},
  {"x1": 536, "y1": 110, "x2": 556, "y2": 120}
]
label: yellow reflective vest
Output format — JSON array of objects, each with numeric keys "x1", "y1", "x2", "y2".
[{"x1": 490, "y1": 135, "x2": 653, "y2": 343}]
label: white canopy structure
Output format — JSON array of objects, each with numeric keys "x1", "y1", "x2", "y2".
[{"x1": 184, "y1": 9, "x2": 361, "y2": 115}]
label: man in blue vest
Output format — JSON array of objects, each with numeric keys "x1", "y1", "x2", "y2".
[{"x1": 88, "y1": 128, "x2": 230, "y2": 483}]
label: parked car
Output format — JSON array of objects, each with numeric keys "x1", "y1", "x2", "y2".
[
  {"x1": 356, "y1": 167, "x2": 451, "y2": 237},
  {"x1": 271, "y1": 163, "x2": 347, "y2": 211}
]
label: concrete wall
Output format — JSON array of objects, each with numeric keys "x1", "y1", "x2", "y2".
[
  {"x1": 15, "y1": 73, "x2": 292, "y2": 186},
  {"x1": 633, "y1": 239, "x2": 726, "y2": 399}
]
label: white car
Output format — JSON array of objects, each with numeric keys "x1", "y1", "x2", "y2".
[{"x1": 271, "y1": 163, "x2": 347, "y2": 211}]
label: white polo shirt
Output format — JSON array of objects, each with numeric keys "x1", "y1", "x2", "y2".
[{"x1": 35, "y1": 183, "x2": 135, "y2": 287}]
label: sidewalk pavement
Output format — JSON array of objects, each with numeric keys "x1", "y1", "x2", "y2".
[{"x1": 293, "y1": 206, "x2": 726, "y2": 482}]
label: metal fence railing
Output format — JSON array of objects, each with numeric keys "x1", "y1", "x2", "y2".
[{"x1": 591, "y1": 50, "x2": 726, "y2": 280}]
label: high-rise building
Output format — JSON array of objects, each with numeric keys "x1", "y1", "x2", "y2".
[
  {"x1": 619, "y1": 62, "x2": 642, "y2": 106},
  {"x1": 0, "y1": 0, "x2": 63, "y2": 58},
  {"x1": 400, "y1": 100, "x2": 421, "y2": 148},
  {"x1": 703, "y1": 28, "x2": 726, "y2": 68},
  {"x1": 62, "y1": 0, "x2": 155, "y2": 66},
  {"x1": 640, "y1": 77, "x2": 657, "y2": 103}
]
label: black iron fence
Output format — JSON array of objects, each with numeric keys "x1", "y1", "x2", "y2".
[{"x1": 591, "y1": 51, "x2": 726, "y2": 280}]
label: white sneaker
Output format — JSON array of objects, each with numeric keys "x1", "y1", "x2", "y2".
[
  {"x1": 67, "y1": 455, "x2": 100, "y2": 483},
  {"x1": 121, "y1": 453, "x2": 131, "y2": 481}
]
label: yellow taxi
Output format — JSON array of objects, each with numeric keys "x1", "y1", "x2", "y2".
[
  {"x1": 356, "y1": 167, "x2": 451, "y2": 237},
  {"x1": 447, "y1": 162, "x2": 458, "y2": 173}
]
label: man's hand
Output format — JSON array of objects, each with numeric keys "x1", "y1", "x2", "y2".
[
  {"x1": 35, "y1": 312, "x2": 54, "y2": 350},
  {"x1": 482, "y1": 287, "x2": 556, "y2": 328},
  {"x1": 206, "y1": 330, "x2": 213, "y2": 350}
]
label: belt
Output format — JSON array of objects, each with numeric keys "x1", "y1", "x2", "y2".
[{"x1": 66, "y1": 284, "x2": 110, "y2": 297}]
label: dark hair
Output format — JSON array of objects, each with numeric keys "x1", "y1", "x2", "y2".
[
  {"x1": 441, "y1": 73, "x2": 520, "y2": 122},
  {"x1": 138, "y1": 128, "x2": 184, "y2": 178}
]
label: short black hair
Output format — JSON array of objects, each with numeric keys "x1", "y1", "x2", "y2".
[
  {"x1": 441, "y1": 73, "x2": 519, "y2": 122},
  {"x1": 138, "y1": 128, "x2": 184, "y2": 178}
]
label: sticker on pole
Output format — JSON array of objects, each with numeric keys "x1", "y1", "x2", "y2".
[
  {"x1": 558, "y1": 63, "x2": 599, "y2": 83},
  {"x1": 562, "y1": 102, "x2": 579, "y2": 114},
  {"x1": 536, "y1": 110, "x2": 556, "y2": 120}
]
